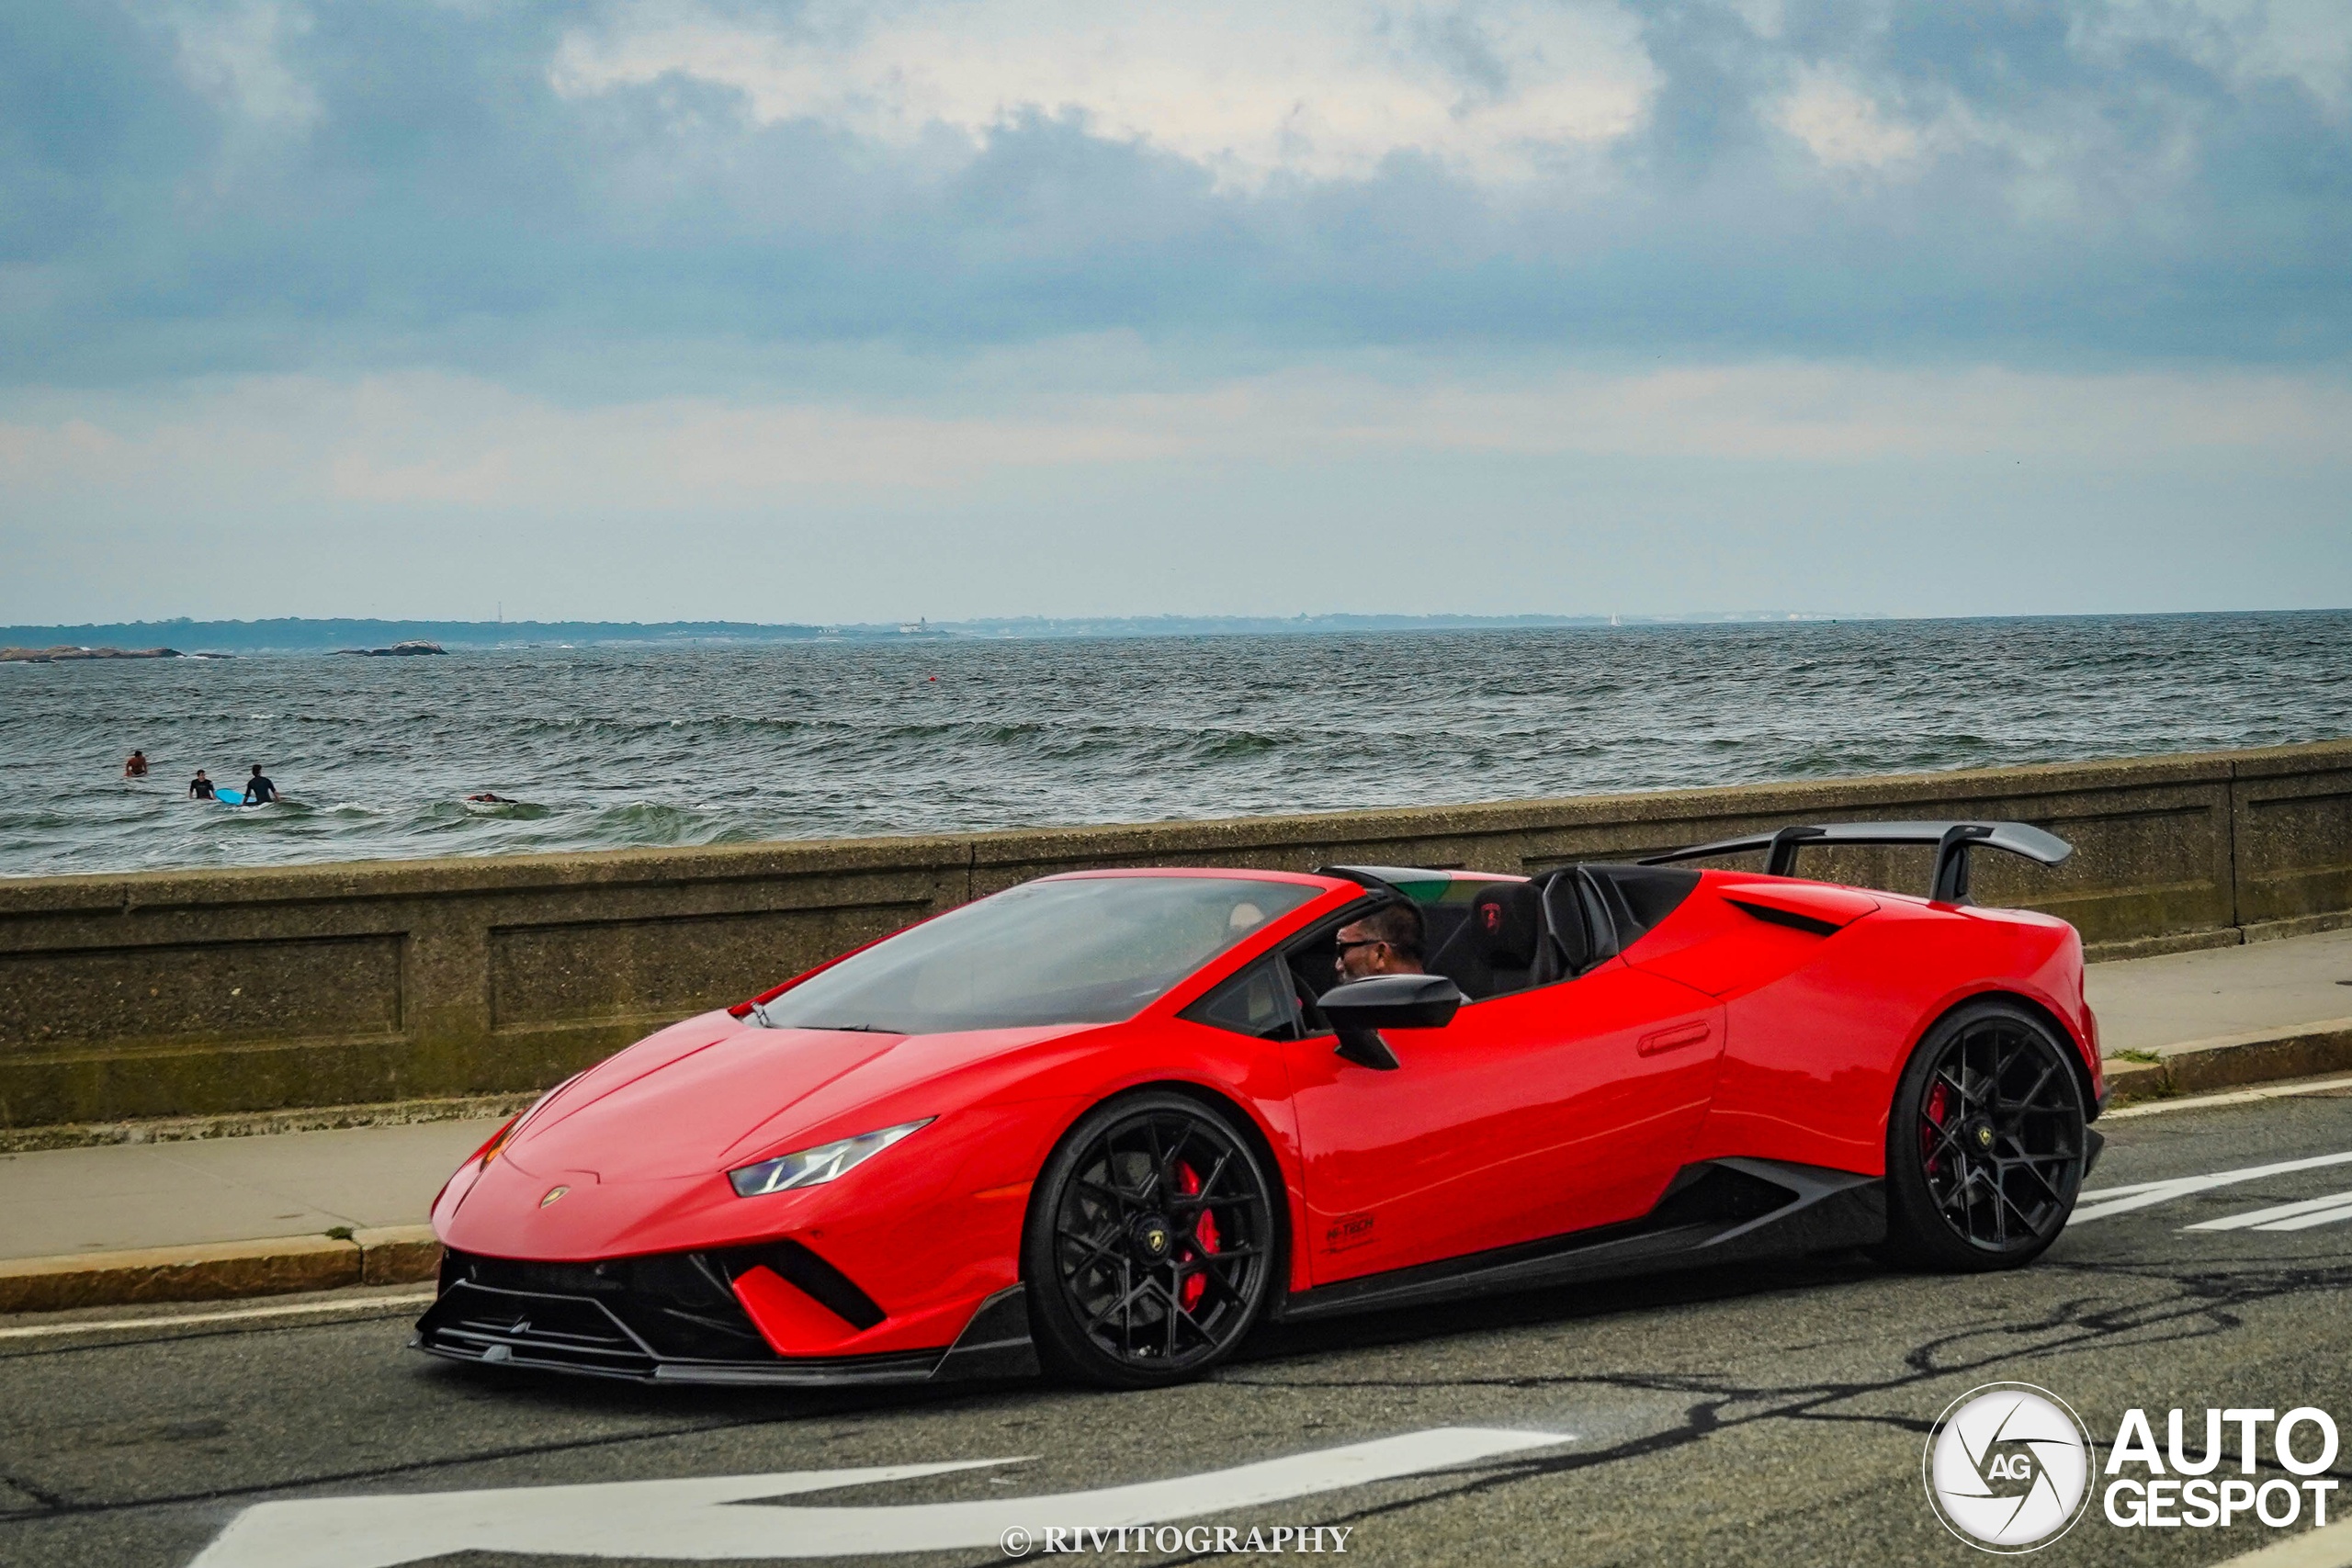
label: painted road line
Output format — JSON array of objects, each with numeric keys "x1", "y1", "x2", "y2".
[
  {"x1": 0, "y1": 1292, "x2": 436, "y2": 1340},
  {"x1": 2187, "y1": 1191, "x2": 2352, "y2": 1232},
  {"x1": 2105, "y1": 1076, "x2": 2352, "y2": 1122},
  {"x1": 2253, "y1": 1203, "x2": 2352, "y2": 1233},
  {"x1": 190, "y1": 1427, "x2": 1573, "y2": 1568},
  {"x1": 2072, "y1": 1149, "x2": 2352, "y2": 1224},
  {"x1": 2208, "y1": 1516, "x2": 2352, "y2": 1567}
]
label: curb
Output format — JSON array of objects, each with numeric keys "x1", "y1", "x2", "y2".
[
  {"x1": 0, "y1": 1092, "x2": 539, "y2": 1156},
  {"x1": 2102, "y1": 1017, "x2": 2352, "y2": 1107},
  {"x1": 0, "y1": 1225, "x2": 439, "y2": 1314},
  {"x1": 2083, "y1": 909, "x2": 2352, "y2": 965}
]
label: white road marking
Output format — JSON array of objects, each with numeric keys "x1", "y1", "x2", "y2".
[
  {"x1": 0, "y1": 1292, "x2": 435, "y2": 1341},
  {"x1": 2206, "y1": 1514, "x2": 2352, "y2": 1567},
  {"x1": 2187, "y1": 1190, "x2": 2352, "y2": 1232},
  {"x1": 2071, "y1": 1149, "x2": 2352, "y2": 1224},
  {"x1": 187, "y1": 1427, "x2": 1570, "y2": 1567},
  {"x1": 2104, "y1": 1076, "x2": 2352, "y2": 1121},
  {"x1": 2250, "y1": 1204, "x2": 2352, "y2": 1234}
]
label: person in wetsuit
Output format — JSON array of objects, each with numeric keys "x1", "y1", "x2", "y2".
[
  {"x1": 187, "y1": 770, "x2": 214, "y2": 799},
  {"x1": 243, "y1": 764, "x2": 277, "y2": 804},
  {"x1": 1334, "y1": 898, "x2": 1426, "y2": 981}
]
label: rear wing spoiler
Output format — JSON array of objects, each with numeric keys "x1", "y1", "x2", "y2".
[{"x1": 1639, "y1": 820, "x2": 2073, "y2": 905}]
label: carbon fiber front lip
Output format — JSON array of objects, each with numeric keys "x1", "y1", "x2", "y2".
[
  {"x1": 413, "y1": 1278, "x2": 1039, "y2": 1386},
  {"x1": 413, "y1": 1277, "x2": 946, "y2": 1385},
  {"x1": 413, "y1": 1338, "x2": 948, "y2": 1386}
]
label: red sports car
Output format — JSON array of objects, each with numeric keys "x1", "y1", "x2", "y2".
[{"x1": 417, "y1": 819, "x2": 2101, "y2": 1390}]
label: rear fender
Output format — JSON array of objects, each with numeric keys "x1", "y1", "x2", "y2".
[
  {"x1": 1892, "y1": 903, "x2": 2098, "y2": 1100},
  {"x1": 1685, "y1": 901, "x2": 2084, "y2": 1175}
]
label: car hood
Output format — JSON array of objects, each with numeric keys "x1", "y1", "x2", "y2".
[{"x1": 497, "y1": 1010, "x2": 1095, "y2": 1183}]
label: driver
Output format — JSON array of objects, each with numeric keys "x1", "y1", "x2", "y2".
[{"x1": 1333, "y1": 900, "x2": 1426, "y2": 980}]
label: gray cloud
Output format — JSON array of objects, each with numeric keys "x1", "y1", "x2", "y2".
[{"x1": 2, "y1": 0, "x2": 2348, "y2": 394}]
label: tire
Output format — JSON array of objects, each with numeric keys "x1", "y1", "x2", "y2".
[
  {"x1": 1881, "y1": 999, "x2": 2089, "y2": 1271},
  {"x1": 1022, "y1": 1090, "x2": 1281, "y2": 1389}
]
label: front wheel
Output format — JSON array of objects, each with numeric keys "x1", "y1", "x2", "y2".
[
  {"x1": 1882, "y1": 1000, "x2": 2088, "y2": 1271},
  {"x1": 1022, "y1": 1091, "x2": 1280, "y2": 1389}
]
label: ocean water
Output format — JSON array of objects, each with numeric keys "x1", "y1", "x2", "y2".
[{"x1": 3, "y1": 612, "x2": 2346, "y2": 880}]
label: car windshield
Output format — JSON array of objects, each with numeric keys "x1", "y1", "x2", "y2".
[{"x1": 755, "y1": 875, "x2": 1323, "y2": 1035}]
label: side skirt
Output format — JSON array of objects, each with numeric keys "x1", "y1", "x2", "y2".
[{"x1": 1274, "y1": 1157, "x2": 1886, "y2": 1325}]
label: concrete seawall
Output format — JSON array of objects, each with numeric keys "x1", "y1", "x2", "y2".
[{"x1": 2, "y1": 739, "x2": 2346, "y2": 1132}]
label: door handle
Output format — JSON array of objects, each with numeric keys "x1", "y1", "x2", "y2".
[{"x1": 1638, "y1": 1021, "x2": 1712, "y2": 1056}]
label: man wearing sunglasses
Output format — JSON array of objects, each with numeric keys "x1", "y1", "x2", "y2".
[{"x1": 1333, "y1": 899, "x2": 1427, "y2": 981}]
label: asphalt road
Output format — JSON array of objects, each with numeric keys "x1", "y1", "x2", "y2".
[{"x1": 10, "y1": 1089, "x2": 2352, "y2": 1568}]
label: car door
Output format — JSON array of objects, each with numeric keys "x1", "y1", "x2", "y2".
[{"x1": 1281, "y1": 957, "x2": 1726, "y2": 1285}]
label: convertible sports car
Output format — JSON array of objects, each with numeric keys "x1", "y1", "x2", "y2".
[{"x1": 417, "y1": 819, "x2": 2103, "y2": 1390}]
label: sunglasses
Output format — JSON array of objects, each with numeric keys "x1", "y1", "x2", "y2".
[{"x1": 1334, "y1": 938, "x2": 1386, "y2": 956}]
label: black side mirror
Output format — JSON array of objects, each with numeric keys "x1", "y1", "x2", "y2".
[{"x1": 1316, "y1": 974, "x2": 1466, "y2": 1070}]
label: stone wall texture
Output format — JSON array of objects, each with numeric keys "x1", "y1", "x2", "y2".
[{"x1": 1, "y1": 739, "x2": 2346, "y2": 1130}]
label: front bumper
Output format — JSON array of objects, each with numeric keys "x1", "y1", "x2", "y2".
[{"x1": 413, "y1": 1248, "x2": 1038, "y2": 1387}]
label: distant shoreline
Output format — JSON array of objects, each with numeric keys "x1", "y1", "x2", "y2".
[
  {"x1": 0, "y1": 607, "x2": 1920, "y2": 655},
  {"x1": 0, "y1": 644, "x2": 186, "y2": 663},
  {"x1": 1, "y1": 607, "x2": 2343, "y2": 656}
]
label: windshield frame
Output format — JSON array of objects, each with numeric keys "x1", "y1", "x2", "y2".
[{"x1": 744, "y1": 869, "x2": 1357, "y2": 1036}]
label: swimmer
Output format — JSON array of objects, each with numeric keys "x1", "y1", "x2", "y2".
[
  {"x1": 188, "y1": 769, "x2": 215, "y2": 800},
  {"x1": 123, "y1": 749, "x2": 149, "y2": 778},
  {"x1": 243, "y1": 764, "x2": 277, "y2": 805}
]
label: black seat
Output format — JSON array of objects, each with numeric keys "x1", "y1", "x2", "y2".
[
  {"x1": 1429, "y1": 865, "x2": 1695, "y2": 998},
  {"x1": 1429, "y1": 882, "x2": 1544, "y2": 1000},
  {"x1": 1534, "y1": 874, "x2": 1596, "y2": 985}
]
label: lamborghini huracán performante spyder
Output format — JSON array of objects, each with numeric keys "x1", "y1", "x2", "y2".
[{"x1": 419, "y1": 820, "x2": 2100, "y2": 1389}]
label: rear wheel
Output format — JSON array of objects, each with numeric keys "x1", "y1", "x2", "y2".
[
  {"x1": 1022, "y1": 1092, "x2": 1278, "y2": 1389},
  {"x1": 1882, "y1": 1000, "x2": 2087, "y2": 1271}
]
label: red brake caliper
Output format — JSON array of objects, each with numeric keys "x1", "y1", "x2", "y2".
[
  {"x1": 1177, "y1": 1162, "x2": 1218, "y2": 1311},
  {"x1": 1923, "y1": 1081, "x2": 1950, "y2": 1178}
]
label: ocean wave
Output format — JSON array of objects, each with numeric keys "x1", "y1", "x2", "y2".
[{"x1": 4, "y1": 611, "x2": 2348, "y2": 876}]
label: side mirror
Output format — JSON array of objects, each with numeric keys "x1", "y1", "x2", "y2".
[{"x1": 1316, "y1": 974, "x2": 1465, "y2": 1071}]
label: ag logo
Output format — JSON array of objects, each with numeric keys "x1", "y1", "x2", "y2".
[{"x1": 1924, "y1": 1383, "x2": 2094, "y2": 1551}]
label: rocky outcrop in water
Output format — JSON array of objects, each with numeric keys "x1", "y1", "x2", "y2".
[
  {"x1": 0, "y1": 646, "x2": 181, "y2": 662},
  {"x1": 334, "y1": 641, "x2": 447, "y2": 657}
]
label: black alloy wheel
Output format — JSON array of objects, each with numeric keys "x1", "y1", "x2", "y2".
[
  {"x1": 1882, "y1": 999, "x2": 2088, "y2": 1270},
  {"x1": 1022, "y1": 1091, "x2": 1279, "y2": 1389}
]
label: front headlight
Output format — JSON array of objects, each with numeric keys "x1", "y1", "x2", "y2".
[{"x1": 728, "y1": 1119, "x2": 933, "y2": 1198}]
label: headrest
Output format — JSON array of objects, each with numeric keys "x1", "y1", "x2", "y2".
[{"x1": 1468, "y1": 883, "x2": 1542, "y2": 969}]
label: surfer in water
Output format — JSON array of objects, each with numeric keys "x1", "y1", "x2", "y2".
[
  {"x1": 243, "y1": 764, "x2": 277, "y2": 805},
  {"x1": 467, "y1": 792, "x2": 509, "y2": 803},
  {"x1": 123, "y1": 750, "x2": 149, "y2": 778},
  {"x1": 188, "y1": 769, "x2": 215, "y2": 800}
]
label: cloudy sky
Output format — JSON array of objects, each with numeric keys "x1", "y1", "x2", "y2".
[{"x1": 3, "y1": 0, "x2": 2346, "y2": 624}]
